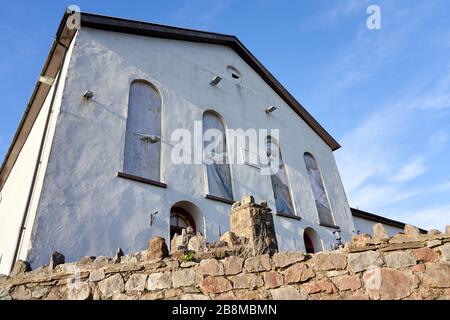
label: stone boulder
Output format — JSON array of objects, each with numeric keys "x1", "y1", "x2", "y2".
[{"x1": 147, "y1": 237, "x2": 169, "y2": 261}]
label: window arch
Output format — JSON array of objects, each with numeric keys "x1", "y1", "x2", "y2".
[
  {"x1": 266, "y1": 136, "x2": 295, "y2": 216},
  {"x1": 202, "y1": 111, "x2": 233, "y2": 200},
  {"x1": 123, "y1": 80, "x2": 161, "y2": 181},
  {"x1": 304, "y1": 153, "x2": 334, "y2": 226}
]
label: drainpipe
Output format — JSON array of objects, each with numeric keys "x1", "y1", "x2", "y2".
[{"x1": 9, "y1": 39, "x2": 70, "y2": 274}]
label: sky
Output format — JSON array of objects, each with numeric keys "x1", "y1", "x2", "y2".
[{"x1": 0, "y1": 0, "x2": 449, "y2": 231}]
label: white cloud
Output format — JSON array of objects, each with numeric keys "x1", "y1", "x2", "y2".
[{"x1": 390, "y1": 158, "x2": 428, "y2": 183}]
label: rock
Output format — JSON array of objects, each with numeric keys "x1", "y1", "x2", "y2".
[
  {"x1": 284, "y1": 263, "x2": 315, "y2": 283},
  {"x1": 185, "y1": 226, "x2": 194, "y2": 235},
  {"x1": 427, "y1": 239, "x2": 442, "y2": 248},
  {"x1": 219, "y1": 231, "x2": 239, "y2": 247},
  {"x1": 216, "y1": 291, "x2": 237, "y2": 300},
  {"x1": 10, "y1": 285, "x2": 32, "y2": 300},
  {"x1": 412, "y1": 247, "x2": 438, "y2": 262},
  {"x1": 428, "y1": 229, "x2": 441, "y2": 235},
  {"x1": 49, "y1": 252, "x2": 65, "y2": 270},
  {"x1": 113, "y1": 248, "x2": 124, "y2": 263},
  {"x1": 340, "y1": 291, "x2": 369, "y2": 300},
  {"x1": 79, "y1": 256, "x2": 95, "y2": 265},
  {"x1": 411, "y1": 264, "x2": 426, "y2": 273},
  {"x1": 200, "y1": 276, "x2": 232, "y2": 294},
  {"x1": 89, "y1": 269, "x2": 105, "y2": 282},
  {"x1": 272, "y1": 252, "x2": 305, "y2": 268},
  {"x1": 439, "y1": 244, "x2": 450, "y2": 261},
  {"x1": 0, "y1": 287, "x2": 11, "y2": 300},
  {"x1": 196, "y1": 259, "x2": 224, "y2": 276},
  {"x1": 385, "y1": 251, "x2": 416, "y2": 268},
  {"x1": 10, "y1": 260, "x2": 31, "y2": 276},
  {"x1": 228, "y1": 273, "x2": 263, "y2": 289},
  {"x1": 141, "y1": 291, "x2": 164, "y2": 300},
  {"x1": 231, "y1": 201, "x2": 241, "y2": 210},
  {"x1": 147, "y1": 272, "x2": 172, "y2": 290},
  {"x1": 172, "y1": 268, "x2": 197, "y2": 288},
  {"x1": 112, "y1": 293, "x2": 137, "y2": 300},
  {"x1": 241, "y1": 194, "x2": 255, "y2": 205},
  {"x1": 446, "y1": 225, "x2": 450, "y2": 234},
  {"x1": 181, "y1": 294, "x2": 210, "y2": 300},
  {"x1": 270, "y1": 286, "x2": 308, "y2": 300},
  {"x1": 263, "y1": 271, "x2": 283, "y2": 289},
  {"x1": 188, "y1": 235, "x2": 206, "y2": 252},
  {"x1": 373, "y1": 223, "x2": 389, "y2": 241},
  {"x1": 312, "y1": 252, "x2": 347, "y2": 271},
  {"x1": 326, "y1": 270, "x2": 348, "y2": 278},
  {"x1": 66, "y1": 281, "x2": 91, "y2": 300},
  {"x1": 180, "y1": 261, "x2": 197, "y2": 268},
  {"x1": 301, "y1": 279, "x2": 337, "y2": 294},
  {"x1": 31, "y1": 287, "x2": 50, "y2": 299},
  {"x1": 230, "y1": 195, "x2": 278, "y2": 255},
  {"x1": 244, "y1": 255, "x2": 272, "y2": 273},
  {"x1": 347, "y1": 251, "x2": 384, "y2": 273},
  {"x1": 404, "y1": 224, "x2": 421, "y2": 236},
  {"x1": 93, "y1": 256, "x2": 110, "y2": 267},
  {"x1": 147, "y1": 237, "x2": 169, "y2": 261},
  {"x1": 350, "y1": 233, "x2": 372, "y2": 248},
  {"x1": 125, "y1": 274, "x2": 148, "y2": 292},
  {"x1": 422, "y1": 263, "x2": 450, "y2": 288},
  {"x1": 98, "y1": 274, "x2": 124, "y2": 298},
  {"x1": 364, "y1": 268, "x2": 414, "y2": 300},
  {"x1": 221, "y1": 256, "x2": 244, "y2": 275},
  {"x1": 331, "y1": 275, "x2": 361, "y2": 291}
]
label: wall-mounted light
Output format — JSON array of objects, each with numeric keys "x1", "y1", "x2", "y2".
[
  {"x1": 265, "y1": 105, "x2": 277, "y2": 113},
  {"x1": 333, "y1": 230, "x2": 344, "y2": 249},
  {"x1": 83, "y1": 90, "x2": 94, "y2": 100},
  {"x1": 210, "y1": 76, "x2": 222, "y2": 86}
]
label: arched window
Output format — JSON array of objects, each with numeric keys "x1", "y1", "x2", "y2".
[
  {"x1": 123, "y1": 80, "x2": 161, "y2": 181},
  {"x1": 266, "y1": 137, "x2": 295, "y2": 216},
  {"x1": 303, "y1": 227, "x2": 322, "y2": 253},
  {"x1": 304, "y1": 153, "x2": 334, "y2": 226},
  {"x1": 170, "y1": 207, "x2": 196, "y2": 240},
  {"x1": 202, "y1": 111, "x2": 233, "y2": 200}
]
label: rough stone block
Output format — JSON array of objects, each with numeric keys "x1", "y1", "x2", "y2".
[
  {"x1": 228, "y1": 273, "x2": 263, "y2": 289},
  {"x1": 147, "y1": 237, "x2": 169, "y2": 261},
  {"x1": 200, "y1": 276, "x2": 232, "y2": 294},
  {"x1": 125, "y1": 273, "x2": 148, "y2": 292},
  {"x1": 270, "y1": 286, "x2": 308, "y2": 300},
  {"x1": 172, "y1": 268, "x2": 197, "y2": 288},
  {"x1": 284, "y1": 263, "x2": 315, "y2": 283},
  {"x1": 98, "y1": 274, "x2": 124, "y2": 298},
  {"x1": 221, "y1": 256, "x2": 244, "y2": 275},
  {"x1": 244, "y1": 255, "x2": 272, "y2": 273},
  {"x1": 312, "y1": 251, "x2": 347, "y2": 271},
  {"x1": 385, "y1": 251, "x2": 416, "y2": 268},
  {"x1": 196, "y1": 259, "x2": 224, "y2": 276},
  {"x1": 272, "y1": 252, "x2": 305, "y2": 268},
  {"x1": 348, "y1": 251, "x2": 384, "y2": 273},
  {"x1": 263, "y1": 271, "x2": 284, "y2": 289}
]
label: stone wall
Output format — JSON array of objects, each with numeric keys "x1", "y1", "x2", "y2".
[{"x1": 1, "y1": 223, "x2": 449, "y2": 300}]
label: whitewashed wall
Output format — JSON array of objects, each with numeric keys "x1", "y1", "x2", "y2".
[
  {"x1": 353, "y1": 216, "x2": 404, "y2": 237},
  {"x1": 0, "y1": 36, "x2": 76, "y2": 275},
  {"x1": 19, "y1": 28, "x2": 355, "y2": 269}
]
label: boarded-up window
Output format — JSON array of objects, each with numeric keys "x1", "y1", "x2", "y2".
[
  {"x1": 203, "y1": 111, "x2": 233, "y2": 200},
  {"x1": 123, "y1": 80, "x2": 161, "y2": 181},
  {"x1": 304, "y1": 153, "x2": 334, "y2": 225},
  {"x1": 267, "y1": 137, "x2": 295, "y2": 216}
]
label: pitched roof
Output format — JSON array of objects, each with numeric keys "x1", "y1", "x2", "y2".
[
  {"x1": 0, "y1": 11, "x2": 340, "y2": 191},
  {"x1": 351, "y1": 208, "x2": 427, "y2": 233}
]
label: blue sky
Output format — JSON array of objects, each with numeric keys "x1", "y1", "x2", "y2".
[{"x1": 0, "y1": 1, "x2": 449, "y2": 230}]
